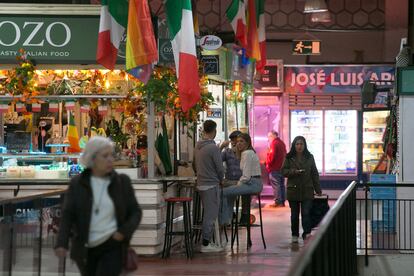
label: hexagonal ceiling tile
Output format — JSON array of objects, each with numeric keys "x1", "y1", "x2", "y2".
[{"x1": 353, "y1": 11, "x2": 369, "y2": 27}]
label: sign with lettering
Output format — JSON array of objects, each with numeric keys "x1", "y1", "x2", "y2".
[
  {"x1": 0, "y1": 15, "x2": 125, "y2": 64},
  {"x1": 158, "y1": 38, "x2": 174, "y2": 65},
  {"x1": 292, "y1": 40, "x2": 321, "y2": 55},
  {"x1": 285, "y1": 66, "x2": 395, "y2": 93},
  {"x1": 201, "y1": 55, "x2": 219, "y2": 75},
  {"x1": 6, "y1": 131, "x2": 31, "y2": 152},
  {"x1": 200, "y1": 35, "x2": 222, "y2": 50},
  {"x1": 206, "y1": 108, "x2": 222, "y2": 118},
  {"x1": 258, "y1": 65, "x2": 278, "y2": 87}
]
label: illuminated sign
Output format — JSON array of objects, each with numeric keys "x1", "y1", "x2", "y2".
[{"x1": 292, "y1": 40, "x2": 321, "y2": 55}]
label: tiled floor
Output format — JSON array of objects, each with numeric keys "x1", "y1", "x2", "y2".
[
  {"x1": 137, "y1": 198, "x2": 310, "y2": 276},
  {"x1": 2, "y1": 198, "x2": 330, "y2": 276}
]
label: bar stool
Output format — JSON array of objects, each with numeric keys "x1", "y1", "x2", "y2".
[
  {"x1": 162, "y1": 197, "x2": 193, "y2": 259},
  {"x1": 231, "y1": 193, "x2": 266, "y2": 249}
]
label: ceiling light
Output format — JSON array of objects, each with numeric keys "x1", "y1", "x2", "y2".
[{"x1": 304, "y1": 0, "x2": 328, "y2": 13}]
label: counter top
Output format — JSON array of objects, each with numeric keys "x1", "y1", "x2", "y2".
[{"x1": 0, "y1": 176, "x2": 196, "y2": 184}]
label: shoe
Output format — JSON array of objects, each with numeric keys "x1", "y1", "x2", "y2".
[
  {"x1": 302, "y1": 233, "x2": 311, "y2": 241},
  {"x1": 292, "y1": 236, "x2": 299, "y2": 243},
  {"x1": 200, "y1": 243, "x2": 224, "y2": 253}
]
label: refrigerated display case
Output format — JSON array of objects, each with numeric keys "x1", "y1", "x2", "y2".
[
  {"x1": 290, "y1": 110, "x2": 357, "y2": 175},
  {"x1": 290, "y1": 110, "x2": 323, "y2": 172},
  {"x1": 324, "y1": 110, "x2": 357, "y2": 174},
  {"x1": 363, "y1": 111, "x2": 389, "y2": 172}
]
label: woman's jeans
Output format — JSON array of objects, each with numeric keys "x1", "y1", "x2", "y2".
[
  {"x1": 220, "y1": 178, "x2": 263, "y2": 225},
  {"x1": 288, "y1": 200, "x2": 313, "y2": 238}
]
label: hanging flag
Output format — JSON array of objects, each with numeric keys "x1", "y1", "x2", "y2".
[
  {"x1": 31, "y1": 103, "x2": 41, "y2": 112},
  {"x1": 67, "y1": 112, "x2": 81, "y2": 153},
  {"x1": 226, "y1": 0, "x2": 247, "y2": 48},
  {"x1": 65, "y1": 101, "x2": 76, "y2": 111},
  {"x1": 256, "y1": 0, "x2": 266, "y2": 72},
  {"x1": 16, "y1": 103, "x2": 26, "y2": 112},
  {"x1": 0, "y1": 102, "x2": 9, "y2": 113},
  {"x1": 155, "y1": 116, "x2": 172, "y2": 175},
  {"x1": 126, "y1": 0, "x2": 158, "y2": 84},
  {"x1": 48, "y1": 102, "x2": 59, "y2": 113},
  {"x1": 192, "y1": 0, "x2": 200, "y2": 37},
  {"x1": 98, "y1": 104, "x2": 108, "y2": 116},
  {"x1": 165, "y1": 0, "x2": 200, "y2": 112},
  {"x1": 80, "y1": 104, "x2": 90, "y2": 114},
  {"x1": 96, "y1": 0, "x2": 128, "y2": 69},
  {"x1": 246, "y1": 0, "x2": 260, "y2": 61}
]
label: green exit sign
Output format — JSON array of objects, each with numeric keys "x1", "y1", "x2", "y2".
[{"x1": 292, "y1": 40, "x2": 321, "y2": 55}]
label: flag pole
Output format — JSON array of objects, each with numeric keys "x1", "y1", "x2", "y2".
[{"x1": 147, "y1": 99, "x2": 155, "y2": 178}]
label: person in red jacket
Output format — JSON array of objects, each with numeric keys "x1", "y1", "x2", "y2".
[{"x1": 266, "y1": 130, "x2": 287, "y2": 207}]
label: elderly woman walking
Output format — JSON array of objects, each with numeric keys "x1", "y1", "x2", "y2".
[{"x1": 55, "y1": 136, "x2": 142, "y2": 276}]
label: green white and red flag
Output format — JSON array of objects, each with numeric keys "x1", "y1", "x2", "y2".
[
  {"x1": 65, "y1": 101, "x2": 76, "y2": 111},
  {"x1": 96, "y1": 0, "x2": 128, "y2": 69},
  {"x1": 31, "y1": 103, "x2": 41, "y2": 112},
  {"x1": 226, "y1": 0, "x2": 247, "y2": 48},
  {"x1": 0, "y1": 102, "x2": 9, "y2": 113},
  {"x1": 165, "y1": 0, "x2": 200, "y2": 112},
  {"x1": 16, "y1": 103, "x2": 26, "y2": 112},
  {"x1": 256, "y1": 0, "x2": 266, "y2": 72}
]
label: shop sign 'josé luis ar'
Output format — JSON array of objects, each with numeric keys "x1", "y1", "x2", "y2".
[{"x1": 0, "y1": 16, "x2": 106, "y2": 64}]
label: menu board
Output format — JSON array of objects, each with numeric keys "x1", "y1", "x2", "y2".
[{"x1": 6, "y1": 132, "x2": 31, "y2": 152}]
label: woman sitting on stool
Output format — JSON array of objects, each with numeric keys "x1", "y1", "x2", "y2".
[{"x1": 220, "y1": 133, "x2": 263, "y2": 226}]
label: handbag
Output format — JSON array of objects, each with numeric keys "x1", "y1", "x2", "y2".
[{"x1": 124, "y1": 247, "x2": 139, "y2": 272}]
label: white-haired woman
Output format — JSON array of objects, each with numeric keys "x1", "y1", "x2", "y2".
[{"x1": 55, "y1": 136, "x2": 142, "y2": 276}]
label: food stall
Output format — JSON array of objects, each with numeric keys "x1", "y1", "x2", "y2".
[{"x1": 0, "y1": 8, "x2": 213, "y2": 255}]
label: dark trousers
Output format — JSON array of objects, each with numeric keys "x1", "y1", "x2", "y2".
[
  {"x1": 288, "y1": 200, "x2": 313, "y2": 238},
  {"x1": 77, "y1": 237, "x2": 123, "y2": 276}
]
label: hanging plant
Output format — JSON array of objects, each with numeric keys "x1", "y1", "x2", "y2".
[
  {"x1": 226, "y1": 80, "x2": 253, "y2": 103},
  {"x1": 3, "y1": 49, "x2": 39, "y2": 103},
  {"x1": 133, "y1": 65, "x2": 214, "y2": 134}
]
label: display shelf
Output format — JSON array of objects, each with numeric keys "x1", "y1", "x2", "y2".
[
  {"x1": 0, "y1": 94, "x2": 132, "y2": 101},
  {"x1": 0, "y1": 153, "x2": 80, "y2": 158}
]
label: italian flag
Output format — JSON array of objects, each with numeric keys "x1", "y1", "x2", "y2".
[
  {"x1": 80, "y1": 104, "x2": 90, "y2": 114},
  {"x1": 31, "y1": 103, "x2": 41, "y2": 112},
  {"x1": 256, "y1": 0, "x2": 266, "y2": 72},
  {"x1": 226, "y1": 0, "x2": 247, "y2": 48},
  {"x1": 0, "y1": 103, "x2": 9, "y2": 113},
  {"x1": 96, "y1": 0, "x2": 128, "y2": 70},
  {"x1": 98, "y1": 104, "x2": 108, "y2": 116},
  {"x1": 67, "y1": 112, "x2": 80, "y2": 153},
  {"x1": 48, "y1": 102, "x2": 59, "y2": 113},
  {"x1": 15, "y1": 103, "x2": 26, "y2": 112},
  {"x1": 65, "y1": 101, "x2": 76, "y2": 111},
  {"x1": 165, "y1": 0, "x2": 200, "y2": 112}
]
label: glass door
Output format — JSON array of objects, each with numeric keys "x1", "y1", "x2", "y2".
[
  {"x1": 324, "y1": 110, "x2": 357, "y2": 174},
  {"x1": 290, "y1": 110, "x2": 323, "y2": 172},
  {"x1": 363, "y1": 111, "x2": 389, "y2": 172}
]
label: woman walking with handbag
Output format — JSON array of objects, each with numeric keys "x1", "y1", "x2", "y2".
[
  {"x1": 55, "y1": 136, "x2": 142, "y2": 276},
  {"x1": 282, "y1": 136, "x2": 322, "y2": 243}
]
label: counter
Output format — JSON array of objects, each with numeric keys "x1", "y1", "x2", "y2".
[{"x1": 0, "y1": 175, "x2": 196, "y2": 255}]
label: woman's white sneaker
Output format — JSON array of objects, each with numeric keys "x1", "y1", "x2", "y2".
[
  {"x1": 292, "y1": 236, "x2": 299, "y2": 243},
  {"x1": 200, "y1": 243, "x2": 223, "y2": 253}
]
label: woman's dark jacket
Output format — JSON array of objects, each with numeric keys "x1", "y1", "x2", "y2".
[
  {"x1": 282, "y1": 154, "x2": 321, "y2": 201},
  {"x1": 56, "y1": 169, "x2": 142, "y2": 265}
]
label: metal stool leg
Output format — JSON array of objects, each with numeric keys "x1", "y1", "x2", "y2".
[
  {"x1": 162, "y1": 201, "x2": 171, "y2": 258},
  {"x1": 246, "y1": 195, "x2": 252, "y2": 249},
  {"x1": 166, "y1": 202, "x2": 175, "y2": 258},
  {"x1": 258, "y1": 194, "x2": 267, "y2": 249}
]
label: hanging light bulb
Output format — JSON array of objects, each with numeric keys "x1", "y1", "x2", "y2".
[
  {"x1": 303, "y1": 0, "x2": 328, "y2": 13},
  {"x1": 311, "y1": 10, "x2": 332, "y2": 22}
]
